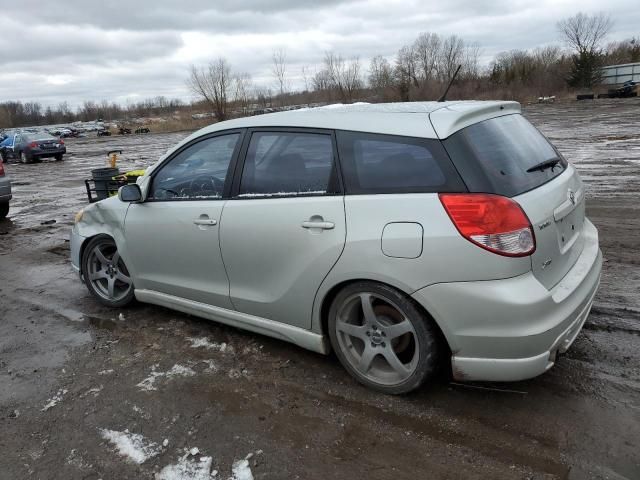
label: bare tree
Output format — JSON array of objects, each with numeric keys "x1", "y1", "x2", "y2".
[
  {"x1": 368, "y1": 55, "x2": 394, "y2": 94},
  {"x1": 311, "y1": 68, "x2": 332, "y2": 93},
  {"x1": 558, "y1": 12, "x2": 612, "y2": 55},
  {"x1": 233, "y1": 72, "x2": 253, "y2": 115},
  {"x1": 413, "y1": 32, "x2": 441, "y2": 83},
  {"x1": 187, "y1": 58, "x2": 232, "y2": 121},
  {"x1": 557, "y1": 12, "x2": 613, "y2": 88},
  {"x1": 324, "y1": 52, "x2": 362, "y2": 103},
  {"x1": 438, "y1": 35, "x2": 465, "y2": 81},
  {"x1": 272, "y1": 48, "x2": 288, "y2": 99}
]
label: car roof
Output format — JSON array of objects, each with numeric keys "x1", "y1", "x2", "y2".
[{"x1": 158, "y1": 100, "x2": 521, "y2": 167}]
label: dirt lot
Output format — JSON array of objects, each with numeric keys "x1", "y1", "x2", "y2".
[{"x1": 1, "y1": 100, "x2": 639, "y2": 480}]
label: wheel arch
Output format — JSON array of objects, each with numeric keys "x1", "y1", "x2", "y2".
[{"x1": 316, "y1": 277, "x2": 452, "y2": 360}]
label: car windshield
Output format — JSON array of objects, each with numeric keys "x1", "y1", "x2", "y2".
[{"x1": 443, "y1": 114, "x2": 567, "y2": 197}]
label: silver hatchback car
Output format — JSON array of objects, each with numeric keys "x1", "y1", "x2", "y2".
[{"x1": 70, "y1": 101, "x2": 602, "y2": 394}]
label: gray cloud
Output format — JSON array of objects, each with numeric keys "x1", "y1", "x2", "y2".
[{"x1": 0, "y1": 0, "x2": 638, "y2": 107}]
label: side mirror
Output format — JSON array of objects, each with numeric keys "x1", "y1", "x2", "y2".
[{"x1": 118, "y1": 184, "x2": 142, "y2": 202}]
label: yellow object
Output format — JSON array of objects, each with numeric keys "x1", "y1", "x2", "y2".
[
  {"x1": 109, "y1": 152, "x2": 118, "y2": 168},
  {"x1": 74, "y1": 208, "x2": 84, "y2": 224},
  {"x1": 125, "y1": 170, "x2": 146, "y2": 177}
]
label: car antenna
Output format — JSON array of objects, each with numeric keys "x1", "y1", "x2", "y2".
[{"x1": 437, "y1": 64, "x2": 462, "y2": 102}]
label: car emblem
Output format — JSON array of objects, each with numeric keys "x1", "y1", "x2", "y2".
[
  {"x1": 541, "y1": 259, "x2": 552, "y2": 269},
  {"x1": 568, "y1": 190, "x2": 576, "y2": 205}
]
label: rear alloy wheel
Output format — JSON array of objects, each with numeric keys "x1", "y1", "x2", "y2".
[
  {"x1": 82, "y1": 235, "x2": 135, "y2": 307},
  {"x1": 328, "y1": 281, "x2": 441, "y2": 394},
  {"x1": 20, "y1": 152, "x2": 31, "y2": 164},
  {"x1": 0, "y1": 202, "x2": 9, "y2": 220}
]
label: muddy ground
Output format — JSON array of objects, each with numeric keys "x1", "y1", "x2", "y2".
[{"x1": 0, "y1": 99, "x2": 639, "y2": 480}]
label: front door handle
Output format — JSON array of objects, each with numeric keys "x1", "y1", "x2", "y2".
[{"x1": 301, "y1": 221, "x2": 334, "y2": 230}]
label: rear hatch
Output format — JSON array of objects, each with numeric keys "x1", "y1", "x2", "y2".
[{"x1": 442, "y1": 113, "x2": 585, "y2": 290}]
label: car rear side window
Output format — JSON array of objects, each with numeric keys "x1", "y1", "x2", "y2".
[
  {"x1": 443, "y1": 114, "x2": 567, "y2": 197},
  {"x1": 239, "y1": 132, "x2": 338, "y2": 196},
  {"x1": 336, "y1": 131, "x2": 465, "y2": 194}
]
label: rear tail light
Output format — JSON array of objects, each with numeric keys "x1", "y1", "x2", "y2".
[
  {"x1": 28, "y1": 141, "x2": 38, "y2": 148},
  {"x1": 439, "y1": 193, "x2": 535, "y2": 257},
  {"x1": 59, "y1": 139, "x2": 65, "y2": 145},
  {"x1": 0, "y1": 162, "x2": 4, "y2": 176}
]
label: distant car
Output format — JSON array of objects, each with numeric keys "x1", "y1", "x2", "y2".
[
  {"x1": 135, "y1": 127, "x2": 150, "y2": 134},
  {"x1": 71, "y1": 101, "x2": 602, "y2": 394},
  {"x1": 97, "y1": 129, "x2": 112, "y2": 137},
  {"x1": 118, "y1": 127, "x2": 132, "y2": 135},
  {"x1": 1, "y1": 132, "x2": 66, "y2": 163},
  {"x1": 0, "y1": 160, "x2": 11, "y2": 219}
]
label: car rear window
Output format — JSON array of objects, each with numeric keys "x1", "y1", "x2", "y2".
[
  {"x1": 336, "y1": 131, "x2": 465, "y2": 194},
  {"x1": 442, "y1": 114, "x2": 567, "y2": 197}
]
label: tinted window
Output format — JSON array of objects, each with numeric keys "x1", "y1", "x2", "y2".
[
  {"x1": 443, "y1": 114, "x2": 567, "y2": 197},
  {"x1": 336, "y1": 131, "x2": 465, "y2": 194},
  {"x1": 239, "y1": 132, "x2": 336, "y2": 196},
  {"x1": 25, "y1": 133, "x2": 56, "y2": 142},
  {"x1": 150, "y1": 133, "x2": 240, "y2": 200}
]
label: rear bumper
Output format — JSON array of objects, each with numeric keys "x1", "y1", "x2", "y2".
[
  {"x1": 31, "y1": 147, "x2": 66, "y2": 158},
  {"x1": 411, "y1": 219, "x2": 602, "y2": 382}
]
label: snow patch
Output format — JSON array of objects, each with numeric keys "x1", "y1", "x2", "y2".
[
  {"x1": 98, "y1": 369, "x2": 114, "y2": 375},
  {"x1": 137, "y1": 364, "x2": 196, "y2": 391},
  {"x1": 230, "y1": 459, "x2": 253, "y2": 480},
  {"x1": 156, "y1": 451, "x2": 216, "y2": 480},
  {"x1": 42, "y1": 389, "x2": 67, "y2": 411},
  {"x1": 99, "y1": 428, "x2": 161, "y2": 464},
  {"x1": 186, "y1": 337, "x2": 233, "y2": 353}
]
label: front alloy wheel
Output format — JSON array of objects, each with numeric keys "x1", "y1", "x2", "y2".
[
  {"x1": 328, "y1": 282, "x2": 441, "y2": 394},
  {"x1": 82, "y1": 235, "x2": 134, "y2": 307}
]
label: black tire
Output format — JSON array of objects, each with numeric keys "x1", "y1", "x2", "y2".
[
  {"x1": 0, "y1": 151, "x2": 6, "y2": 163},
  {"x1": 55, "y1": 154, "x2": 63, "y2": 161},
  {"x1": 328, "y1": 281, "x2": 442, "y2": 394},
  {"x1": 81, "y1": 235, "x2": 135, "y2": 308},
  {"x1": 20, "y1": 151, "x2": 31, "y2": 164},
  {"x1": 0, "y1": 202, "x2": 8, "y2": 220}
]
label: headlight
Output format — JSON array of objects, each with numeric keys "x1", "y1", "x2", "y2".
[{"x1": 74, "y1": 209, "x2": 84, "y2": 224}]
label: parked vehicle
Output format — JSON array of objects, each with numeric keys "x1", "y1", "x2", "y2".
[
  {"x1": 70, "y1": 101, "x2": 602, "y2": 394},
  {"x1": 0, "y1": 160, "x2": 12, "y2": 219},
  {"x1": 135, "y1": 127, "x2": 150, "y2": 134},
  {"x1": 118, "y1": 127, "x2": 132, "y2": 135},
  {"x1": 1, "y1": 132, "x2": 66, "y2": 163},
  {"x1": 97, "y1": 128, "x2": 112, "y2": 137}
]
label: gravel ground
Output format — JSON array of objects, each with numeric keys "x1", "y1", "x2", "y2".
[{"x1": 0, "y1": 99, "x2": 639, "y2": 480}]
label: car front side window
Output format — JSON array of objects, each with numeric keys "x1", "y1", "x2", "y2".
[{"x1": 149, "y1": 133, "x2": 240, "y2": 200}]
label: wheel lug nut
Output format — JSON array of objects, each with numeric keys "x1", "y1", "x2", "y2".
[
  {"x1": 381, "y1": 332, "x2": 386, "y2": 337},
  {"x1": 366, "y1": 331, "x2": 370, "y2": 336},
  {"x1": 381, "y1": 342, "x2": 386, "y2": 348}
]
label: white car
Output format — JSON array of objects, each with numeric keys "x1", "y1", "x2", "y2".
[{"x1": 71, "y1": 101, "x2": 602, "y2": 394}]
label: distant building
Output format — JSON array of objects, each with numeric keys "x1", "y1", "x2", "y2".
[{"x1": 601, "y1": 62, "x2": 640, "y2": 85}]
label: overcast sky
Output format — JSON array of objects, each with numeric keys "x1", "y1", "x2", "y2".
[{"x1": 0, "y1": 0, "x2": 638, "y2": 108}]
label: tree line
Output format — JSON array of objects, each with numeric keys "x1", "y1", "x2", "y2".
[
  {"x1": 2, "y1": 12, "x2": 638, "y2": 129},
  {"x1": 0, "y1": 96, "x2": 185, "y2": 129}
]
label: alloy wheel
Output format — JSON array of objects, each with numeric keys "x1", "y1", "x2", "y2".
[
  {"x1": 86, "y1": 241, "x2": 133, "y2": 302},
  {"x1": 335, "y1": 292, "x2": 419, "y2": 386}
]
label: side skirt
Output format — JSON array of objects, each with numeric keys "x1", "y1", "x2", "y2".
[{"x1": 135, "y1": 289, "x2": 329, "y2": 355}]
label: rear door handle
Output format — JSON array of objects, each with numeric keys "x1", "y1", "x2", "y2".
[
  {"x1": 301, "y1": 221, "x2": 334, "y2": 230},
  {"x1": 193, "y1": 219, "x2": 217, "y2": 226}
]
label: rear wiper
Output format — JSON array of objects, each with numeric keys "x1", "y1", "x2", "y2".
[{"x1": 526, "y1": 158, "x2": 561, "y2": 173}]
